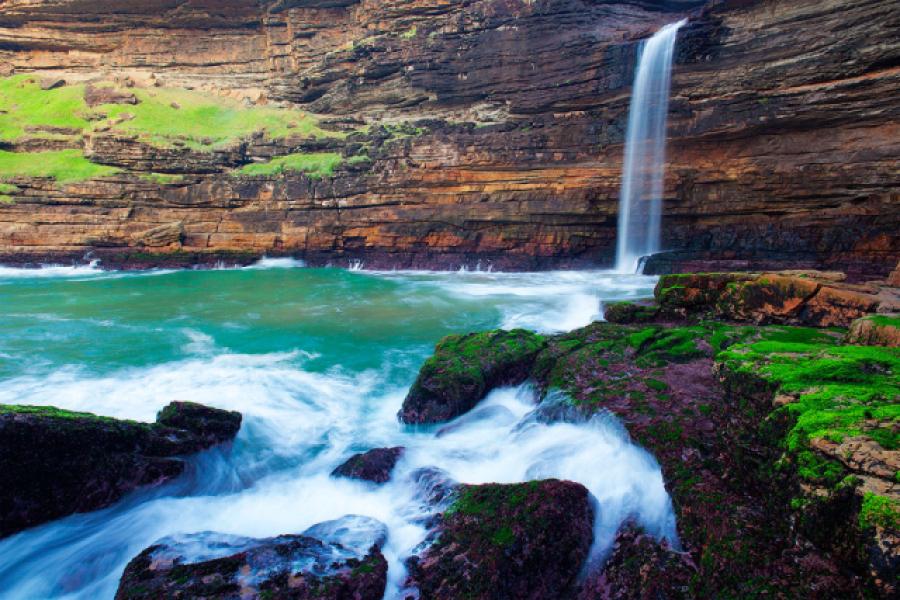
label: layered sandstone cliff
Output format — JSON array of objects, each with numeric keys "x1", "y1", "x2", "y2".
[{"x1": 0, "y1": 0, "x2": 897, "y2": 276}]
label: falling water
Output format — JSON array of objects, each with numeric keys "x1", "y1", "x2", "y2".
[{"x1": 615, "y1": 20, "x2": 686, "y2": 273}]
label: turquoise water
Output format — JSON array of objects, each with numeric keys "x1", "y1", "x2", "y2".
[{"x1": 0, "y1": 261, "x2": 675, "y2": 599}]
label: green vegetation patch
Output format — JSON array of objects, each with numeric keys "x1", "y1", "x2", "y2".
[
  {"x1": 859, "y1": 492, "x2": 900, "y2": 530},
  {"x1": 101, "y1": 86, "x2": 340, "y2": 150},
  {"x1": 0, "y1": 404, "x2": 119, "y2": 423},
  {"x1": 0, "y1": 150, "x2": 120, "y2": 183},
  {"x1": 718, "y1": 338, "x2": 899, "y2": 454},
  {"x1": 0, "y1": 75, "x2": 90, "y2": 141},
  {"x1": 236, "y1": 152, "x2": 343, "y2": 178}
]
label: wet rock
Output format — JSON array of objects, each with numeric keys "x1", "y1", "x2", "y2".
[
  {"x1": 405, "y1": 479, "x2": 593, "y2": 599},
  {"x1": 0, "y1": 402, "x2": 241, "y2": 538},
  {"x1": 331, "y1": 446, "x2": 405, "y2": 484},
  {"x1": 398, "y1": 329, "x2": 547, "y2": 424},
  {"x1": 603, "y1": 300, "x2": 659, "y2": 324},
  {"x1": 116, "y1": 515, "x2": 388, "y2": 600},
  {"x1": 654, "y1": 271, "x2": 890, "y2": 327},
  {"x1": 579, "y1": 524, "x2": 695, "y2": 600},
  {"x1": 846, "y1": 315, "x2": 900, "y2": 348}
]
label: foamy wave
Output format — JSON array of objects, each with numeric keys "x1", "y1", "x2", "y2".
[
  {"x1": 244, "y1": 257, "x2": 307, "y2": 270},
  {"x1": 0, "y1": 260, "x2": 102, "y2": 280}
]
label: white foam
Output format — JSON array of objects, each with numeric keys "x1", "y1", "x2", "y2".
[{"x1": 244, "y1": 257, "x2": 307, "y2": 270}]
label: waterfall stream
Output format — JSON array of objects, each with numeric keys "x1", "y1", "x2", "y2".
[{"x1": 615, "y1": 20, "x2": 686, "y2": 273}]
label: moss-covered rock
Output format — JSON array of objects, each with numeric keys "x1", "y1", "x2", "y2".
[
  {"x1": 578, "y1": 524, "x2": 694, "y2": 600},
  {"x1": 847, "y1": 314, "x2": 900, "y2": 348},
  {"x1": 603, "y1": 300, "x2": 659, "y2": 324},
  {"x1": 0, "y1": 401, "x2": 241, "y2": 538},
  {"x1": 398, "y1": 329, "x2": 546, "y2": 424},
  {"x1": 115, "y1": 515, "x2": 388, "y2": 600},
  {"x1": 653, "y1": 271, "x2": 889, "y2": 327},
  {"x1": 405, "y1": 479, "x2": 593, "y2": 599}
]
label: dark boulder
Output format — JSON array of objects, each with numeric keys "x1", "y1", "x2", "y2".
[
  {"x1": 603, "y1": 300, "x2": 659, "y2": 324},
  {"x1": 331, "y1": 446, "x2": 405, "y2": 483},
  {"x1": 398, "y1": 329, "x2": 547, "y2": 424},
  {"x1": 405, "y1": 479, "x2": 594, "y2": 599},
  {"x1": 579, "y1": 524, "x2": 695, "y2": 599},
  {"x1": 115, "y1": 515, "x2": 388, "y2": 600},
  {"x1": 0, "y1": 402, "x2": 241, "y2": 538}
]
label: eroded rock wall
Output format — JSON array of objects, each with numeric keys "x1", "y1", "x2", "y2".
[{"x1": 0, "y1": 0, "x2": 897, "y2": 275}]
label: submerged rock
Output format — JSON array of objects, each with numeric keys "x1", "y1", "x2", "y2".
[
  {"x1": 0, "y1": 401, "x2": 241, "y2": 538},
  {"x1": 398, "y1": 329, "x2": 546, "y2": 424},
  {"x1": 331, "y1": 446, "x2": 405, "y2": 483},
  {"x1": 405, "y1": 479, "x2": 593, "y2": 599},
  {"x1": 116, "y1": 515, "x2": 388, "y2": 600}
]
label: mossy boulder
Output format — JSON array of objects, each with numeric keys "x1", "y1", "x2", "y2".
[
  {"x1": 578, "y1": 524, "x2": 694, "y2": 599},
  {"x1": 116, "y1": 515, "x2": 388, "y2": 600},
  {"x1": 0, "y1": 401, "x2": 241, "y2": 538},
  {"x1": 653, "y1": 271, "x2": 888, "y2": 327},
  {"x1": 331, "y1": 446, "x2": 405, "y2": 484},
  {"x1": 847, "y1": 315, "x2": 900, "y2": 348},
  {"x1": 405, "y1": 479, "x2": 593, "y2": 599},
  {"x1": 603, "y1": 300, "x2": 659, "y2": 324},
  {"x1": 398, "y1": 329, "x2": 546, "y2": 424}
]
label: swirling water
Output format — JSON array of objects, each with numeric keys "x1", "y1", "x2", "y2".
[{"x1": 0, "y1": 262, "x2": 676, "y2": 599}]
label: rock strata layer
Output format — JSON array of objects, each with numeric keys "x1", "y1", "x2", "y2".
[{"x1": 0, "y1": 401, "x2": 241, "y2": 538}]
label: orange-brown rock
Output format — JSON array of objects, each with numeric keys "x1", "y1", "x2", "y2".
[
  {"x1": 654, "y1": 271, "x2": 899, "y2": 327},
  {"x1": 0, "y1": 0, "x2": 898, "y2": 274},
  {"x1": 846, "y1": 315, "x2": 900, "y2": 348}
]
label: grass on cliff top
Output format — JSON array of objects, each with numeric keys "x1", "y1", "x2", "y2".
[
  {"x1": 101, "y1": 87, "x2": 342, "y2": 150},
  {"x1": 0, "y1": 150, "x2": 120, "y2": 183},
  {"x1": 0, "y1": 75, "x2": 90, "y2": 141},
  {"x1": 0, "y1": 74, "x2": 342, "y2": 149},
  {"x1": 235, "y1": 152, "x2": 344, "y2": 178}
]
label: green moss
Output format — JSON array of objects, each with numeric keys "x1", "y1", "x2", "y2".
[
  {"x1": 0, "y1": 404, "x2": 120, "y2": 423},
  {"x1": 859, "y1": 493, "x2": 900, "y2": 530},
  {"x1": 795, "y1": 450, "x2": 845, "y2": 486},
  {"x1": 235, "y1": 152, "x2": 343, "y2": 178},
  {"x1": 865, "y1": 315, "x2": 900, "y2": 328},
  {"x1": 139, "y1": 172, "x2": 185, "y2": 184},
  {"x1": 718, "y1": 335, "x2": 898, "y2": 454},
  {"x1": 646, "y1": 378, "x2": 668, "y2": 392},
  {"x1": 400, "y1": 26, "x2": 418, "y2": 39},
  {"x1": 0, "y1": 149, "x2": 120, "y2": 183},
  {"x1": 626, "y1": 327, "x2": 658, "y2": 350}
]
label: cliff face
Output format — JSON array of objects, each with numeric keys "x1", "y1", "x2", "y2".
[{"x1": 0, "y1": 0, "x2": 897, "y2": 276}]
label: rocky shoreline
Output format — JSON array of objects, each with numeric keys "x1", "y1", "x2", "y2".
[{"x1": 1, "y1": 270, "x2": 897, "y2": 598}]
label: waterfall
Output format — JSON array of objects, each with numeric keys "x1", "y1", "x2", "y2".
[{"x1": 615, "y1": 20, "x2": 686, "y2": 273}]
